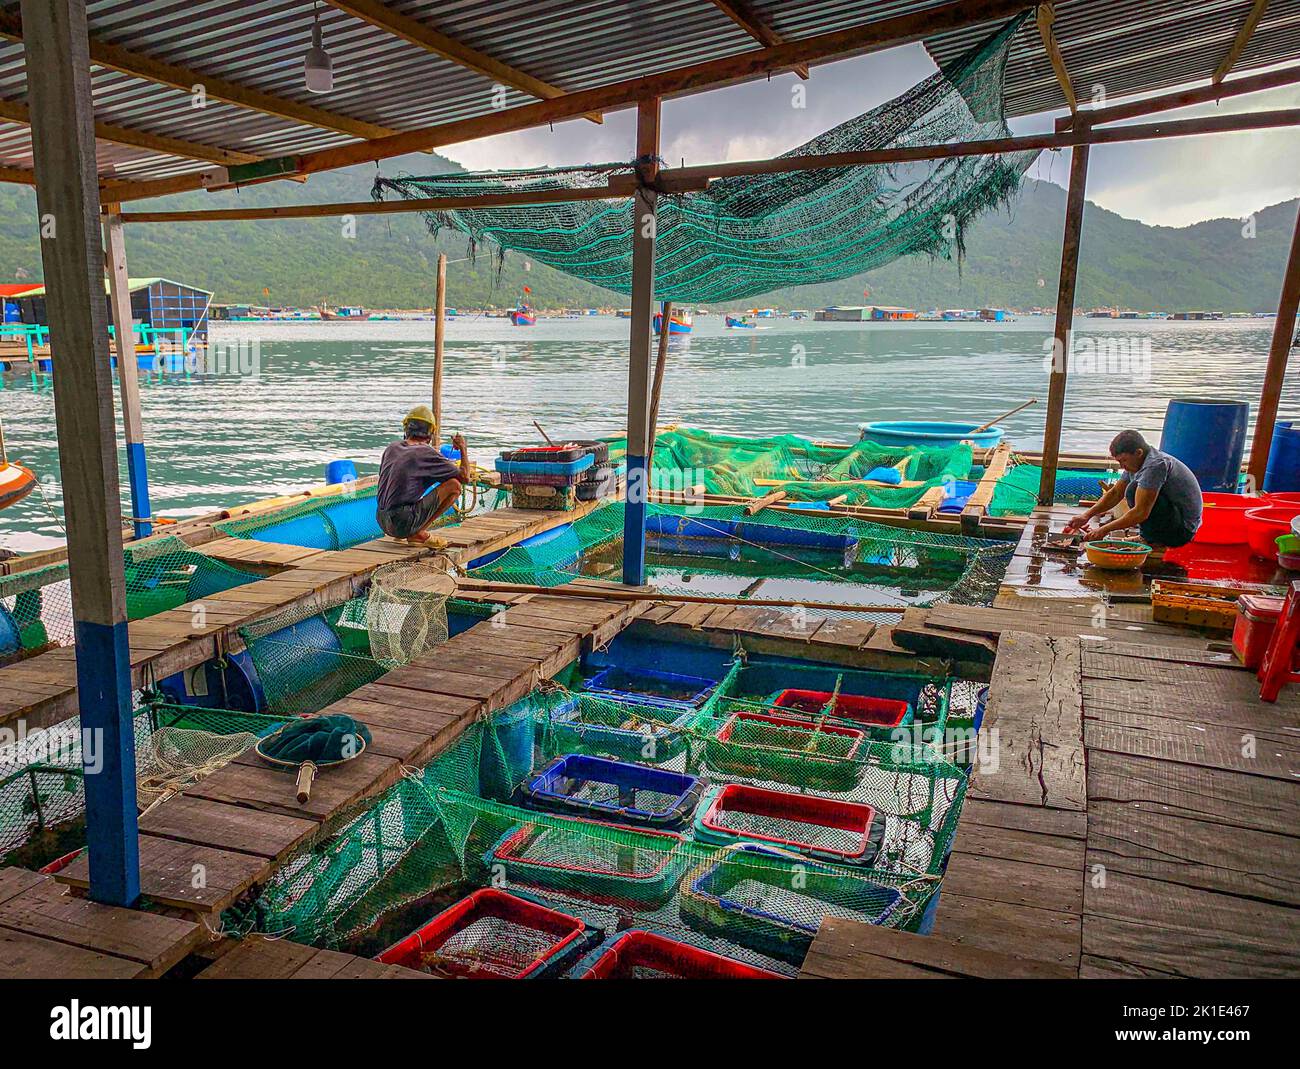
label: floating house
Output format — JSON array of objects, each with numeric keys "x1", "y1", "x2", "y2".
[
  {"x1": 871, "y1": 305, "x2": 917, "y2": 321},
  {"x1": 815, "y1": 305, "x2": 871, "y2": 321},
  {"x1": 11, "y1": 276, "x2": 213, "y2": 343}
]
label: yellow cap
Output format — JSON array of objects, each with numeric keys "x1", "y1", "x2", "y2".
[{"x1": 402, "y1": 405, "x2": 436, "y2": 434}]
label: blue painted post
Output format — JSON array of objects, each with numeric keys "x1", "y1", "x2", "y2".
[
  {"x1": 622, "y1": 98, "x2": 661, "y2": 586},
  {"x1": 23, "y1": 0, "x2": 140, "y2": 906}
]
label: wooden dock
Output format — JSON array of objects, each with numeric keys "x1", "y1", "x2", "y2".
[{"x1": 2, "y1": 495, "x2": 1296, "y2": 978}]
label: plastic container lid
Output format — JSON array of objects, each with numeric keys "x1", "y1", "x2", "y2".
[{"x1": 1238, "y1": 594, "x2": 1285, "y2": 622}]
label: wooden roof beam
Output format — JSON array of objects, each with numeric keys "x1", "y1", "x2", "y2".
[
  {"x1": 324, "y1": 0, "x2": 603, "y2": 122},
  {"x1": 0, "y1": 98, "x2": 260, "y2": 167},
  {"x1": 101, "y1": 0, "x2": 1036, "y2": 202},
  {"x1": 1036, "y1": 3, "x2": 1076, "y2": 113},
  {"x1": 710, "y1": 0, "x2": 809, "y2": 79},
  {"x1": 0, "y1": 164, "x2": 35, "y2": 185},
  {"x1": 0, "y1": 9, "x2": 395, "y2": 141},
  {"x1": 1214, "y1": 0, "x2": 1270, "y2": 84}
]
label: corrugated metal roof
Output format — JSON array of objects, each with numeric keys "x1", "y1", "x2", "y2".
[
  {"x1": 925, "y1": 0, "x2": 1300, "y2": 118},
  {"x1": 0, "y1": 1, "x2": 1295, "y2": 187}
]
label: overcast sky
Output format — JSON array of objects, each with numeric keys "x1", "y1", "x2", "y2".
[{"x1": 437, "y1": 43, "x2": 1300, "y2": 229}]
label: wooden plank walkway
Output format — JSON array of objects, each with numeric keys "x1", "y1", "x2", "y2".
[
  {"x1": 0, "y1": 867, "x2": 203, "y2": 978},
  {"x1": 53, "y1": 592, "x2": 647, "y2": 916},
  {"x1": 196, "y1": 935, "x2": 432, "y2": 979}
]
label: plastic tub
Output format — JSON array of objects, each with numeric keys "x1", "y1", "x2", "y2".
[
  {"x1": 324, "y1": 459, "x2": 358, "y2": 485},
  {"x1": 859, "y1": 421, "x2": 1004, "y2": 449},
  {"x1": 694, "y1": 783, "x2": 886, "y2": 864},
  {"x1": 1232, "y1": 594, "x2": 1286, "y2": 668},
  {"x1": 375, "y1": 888, "x2": 593, "y2": 978},
  {"x1": 1263, "y1": 419, "x2": 1300, "y2": 492},
  {"x1": 1160, "y1": 398, "x2": 1249, "y2": 492},
  {"x1": 1244, "y1": 505, "x2": 1300, "y2": 561},
  {"x1": 518, "y1": 754, "x2": 702, "y2": 830},
  {"x1": 575, "y1": 929, "x2": 783, "y2": 979},
  {"x1": 704, "y1": 711, "x2": 865, "y2": 792},
  {"x1": 483, "y1": 817, "x2": 687, "y2": 909},
  {"x1": 680, "y1": 844, "x2": 899, "y2": 964},
  {"x1": 772, "y1": 688, "x2": 912, "y2": 729},
  {"x1": 582, "y1": 664, "x2": 716, "y2": 710},
  {"x1": 1193, "y1": 492, "x2": 1259, "y2": 545}
]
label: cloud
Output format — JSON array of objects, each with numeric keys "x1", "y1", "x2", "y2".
[{"x1": 437, "y1": 45, "x2": 1300, "y2": 229}]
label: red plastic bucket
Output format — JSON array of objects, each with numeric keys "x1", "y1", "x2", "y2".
[
  {"x1": 1193, "y1": 492, "x2": 1259, "y2": 545},
  {"x1": 1244, "y1": 504, "x2": 1300, "y2": 561}
]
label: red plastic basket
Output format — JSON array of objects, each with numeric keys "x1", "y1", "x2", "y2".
[
  {"x1": 578, "y1": 930, "x2": 783, "y2": 979},
  {"x1": 1194, "y1": 492, "x2": 1259, "y2": 545},
  {"x1": 375, "y1": 889, "x2": 591, "y2": 978},
  {"x1": 696, "y1": 783, "x2": 884, "y2": 862},
  {"x1": 773, "y1": 688, "x2": 910, "y2": 728},
  {"x1": 1244, "y1": 505, "x2": 1300, "y2": 561}
]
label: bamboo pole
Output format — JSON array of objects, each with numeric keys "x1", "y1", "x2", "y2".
[
  {"x1": 433, "y1": 252, "x2": 447, "y2": 442},
  {"x1": 1246, "y1": 206, "x2": 1300, "y2": 488}
]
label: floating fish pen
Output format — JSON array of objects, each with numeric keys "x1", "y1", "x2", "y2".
[
  {"x1": 213, "y1": 485, "x2": 386, "y2": 551},
  {"x1": 469, "y1": 501, "x2": 1014, "y2": 612},
  {"x1": 229, "y1": 631, "x2": 973, "y2": 975},
  {"x1": 0, "y1": 536, "x2": 260, "y2": 658}
]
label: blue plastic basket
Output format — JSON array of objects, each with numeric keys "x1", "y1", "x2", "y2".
[
  {"x1": 536, "y1": 696, "x2": 692, "y2": 766},
  {"x1": 518, "y1": 754, "x2": 702, "y2": 830},
  {"x1": 680, "y1": 844, "x2": 901, "y2": 964},
  {"x1": 495, "y1": 454, "x2": 595, "y2": 478},
  {"x1": 582, "y1": 664, "x2": 716, "y2": 711}
]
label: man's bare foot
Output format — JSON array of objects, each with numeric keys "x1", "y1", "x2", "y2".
[{"x1": 405, "y1": 530, "x2": 432, "y2": 544}]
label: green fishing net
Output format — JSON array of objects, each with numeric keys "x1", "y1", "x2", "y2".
[
  {"x1": 0, "y1": 536, "x2": 259, "y2": 657},
  {"x1": 606, "y1": 426, "x2": 973, "y2": 507},
  {"x1": 989, "y1": 461, "x2": 1119, "y2": 516},
  {"x1": 371, "y1": 17, "x2": 1038, "y2": 304}
]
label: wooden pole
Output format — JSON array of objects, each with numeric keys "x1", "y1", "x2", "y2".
[
  {"x1": 103, "y1": 208, "x2": 151, "y2": 538},
  {"x1": 1247, "y1": 206, "x2": 1300, "y2": 488},
  {"x1": 623, "y1": 98, "x2": 661, "y2": 587},
  {"x1": 647, "y1": 299, "x2": 672, "y2": 463},
  {"x1": 1039, "y1": 140, "x2": 1090, "y2": 505},
  {"x1": 22, "y1": 0, "x2": 139, "y2": 907},
  {"x1": 433, "y1": 252, "x2": 447, "y2": 442}
]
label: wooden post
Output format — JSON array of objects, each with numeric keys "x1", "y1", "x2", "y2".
[
  {"x1": 1038, "y1": 140, "x2": 1090, "y2": 505},
  {"x1": 1247, "y1": 206, "x2": 1300, "y2": 488},
  {"x1": 22, "y1": 0, "x2": 139, "y2": 907},
  {"x1": 622, "y1": 98, "x2": 661, "y2": 586},
  {"x1": 103, "y1": 207, "x2": 152, "y2": 538},
  {"x1": 433, "y1": 252, "x2": 447, "y2": 443},
  {"x1": 647, "y1": 299, "x2": 672, "y2": 463}
]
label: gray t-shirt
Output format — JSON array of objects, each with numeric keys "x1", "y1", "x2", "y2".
[
  {"x1": 1120, "y1": 447, "x2": 1203, "y2": 538},
  {"x1": 376, "y1": 441, "x2": 460, "y2": 511}
]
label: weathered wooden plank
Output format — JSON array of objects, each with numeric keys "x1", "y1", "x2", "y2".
[
  {"x1": 958, "y1": 799, "x2": 1088, "y2": 840},
  {"x1": 799, "y1": 916, "x2": 1074, "y2": 979},
  {"x1": 1087, "y1": 801, "x2": 1300, "y2": 906},
  {"x1": 1081, "y1": 868, "x2": 1300, "y2": 978},
  {"x1": 942, "y1": 852, "x2": 1084, "y2": 914},
  {"x1": 0, "y1": 927, "x2": 144, "y2": 979},
  {"x1": 1083, "y1": 678, "x2": 1298, "y2": 732},
  {"x1": 1086, "y1": 750, "x2": 1295, "y2": 836},
  {"x1": 971, "y1": 632, "x2": 1085, "y2": 811},
  {"x1": 138, "y1": 795, "x2": 319, "y2": 861},
  {"x1": 932, "y1": 894, "x2": 1081, "y2": 972},
  {"x1": 0, "y1": 877, "x2": 201, "y2": 974},
  {"x1": 193, "y1": 751, "x2": 403, "y2": 824},
  {"x1": 1084, "y1": 716, "x2": 1299, "y2": 781},
  {"x1": 57, "y1": 836, "x2": 269, "y2": 914},
  {"x1": 949, "y1": 821, "x2": 1086, "y2": 871}
]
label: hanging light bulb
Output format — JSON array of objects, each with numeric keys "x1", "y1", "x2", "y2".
[{"x1": 304, "y1": 11, "x2": 333, "y2": 94}]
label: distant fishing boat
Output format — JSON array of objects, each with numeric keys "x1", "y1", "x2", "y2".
[
  {"x1": 725, "y1": 314, "x2": 755, "y2": 329},
  {"x1": 510, "y1": 286, "x2": 537, "y2": 326},
  {"x1": 653, "y1": 309, "x2": 693, "y2": 335}
]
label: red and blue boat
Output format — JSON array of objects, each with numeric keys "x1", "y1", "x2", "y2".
[
  {"x1": 653, "y1": 308, "x2": 693, "y2": 335},
  {"x1": 509, "y1": 285, "x2": 537, "y2": 326}
]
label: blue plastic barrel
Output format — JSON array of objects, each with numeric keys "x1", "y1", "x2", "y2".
[
  {"x1": 1263, "y1": 420, "x2": 1300, "y2": 492},
  {"x1": 479, "y1": 698, "x2": 537, "y2": 800},
  {"x1": 325, "y1": 459, "x2": 358, "y2": 485},
  {"x1": 1159, "y1": 398, "x2": 1249, "y2": 492}
]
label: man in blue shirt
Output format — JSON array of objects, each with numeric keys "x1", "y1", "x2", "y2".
[
  {"x1": 1064, "y1": 430, "x2": 1202, "y2": 547},
  {"x1": 375, "y1": 405, "x2": 468, "y2": 543}
]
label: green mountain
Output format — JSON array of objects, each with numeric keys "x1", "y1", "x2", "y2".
[{"x1": 0, "y1": 157, "x2": 1294, "y2": 313}]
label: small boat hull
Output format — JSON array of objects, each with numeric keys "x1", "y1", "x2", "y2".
[
  {"x1": 509, "y1": 310, "x2": 536, "y2": 326},
  {"x1": 0, "y1": 461, "x2": 35, "y2": 511},
  {"x1": 725, "y1": 316, "x2": 755, "y2": 329},
  {"x1": 652, "y1": 313, "x2": 692, "y2": 335},
  {"x1": 859, "y1": 421, "x2": 1004, "y2": 449}
]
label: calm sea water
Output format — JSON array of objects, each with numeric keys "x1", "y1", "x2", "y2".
[{"x1": 1, "y1": 315, "x2": 1294, "y2": 552}]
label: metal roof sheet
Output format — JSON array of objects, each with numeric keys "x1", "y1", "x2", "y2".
[{"x1": 0, "y1": 1, "x2": 1294, "y2": 187}]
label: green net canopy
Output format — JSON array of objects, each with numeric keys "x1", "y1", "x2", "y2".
[{"x1": 372, "y1": 17, "x2": 1038, "y2": 304}]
